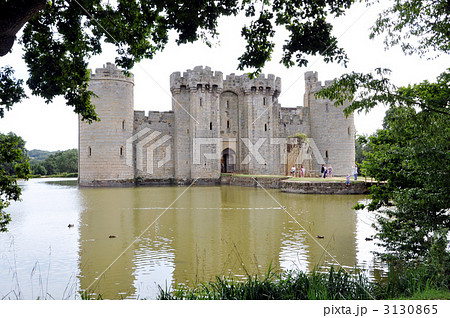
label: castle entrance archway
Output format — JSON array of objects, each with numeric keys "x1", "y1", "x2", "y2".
[{"x1": 221, "y1": 148, "x2": 236, "y2": 173}]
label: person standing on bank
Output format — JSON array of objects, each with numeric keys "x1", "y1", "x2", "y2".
[{"x1": 353, "y1": 165, "x2": 358, "y2": 180}]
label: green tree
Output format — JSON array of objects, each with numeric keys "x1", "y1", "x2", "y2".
[
  {"x1": 0, "y1": 66, "x2": 27, "y2": 118},
  {"x1": 41, "y1": 153, "x2": 57, "y2": 175},
  {"x1": 316, "y1": 0, "x2": 450, "y2": 264},
  {"x1": 0, "y1": 132, "x2": 30, "y2": 232},
  {"x1": 30, "y1": 148, "x2": 78, "y2": 175},
  {"x1": 318, "y1": 69, "x2": 450, "y2": 263},
  {"x1": 0, "y1": 132, "x2": 28, "y2": 175},
  {"x1": 55, "y1": 149, "x2": 78, "y2": 173},
  {"x1": 370, "y1": 0, "x2": 450, "y2": 58},
  {"x1": 31, "y1": 162, "x2": 47, "y2": 176},
  {"x1": 355, "y1": 134, "x2": 373, "y2": 166},
  {"x1": 47, "y1": 149, "x2": 78, "y2": 174},
  {"x1": 364, "y1": 100, "x2": 449, "y2": 261}
]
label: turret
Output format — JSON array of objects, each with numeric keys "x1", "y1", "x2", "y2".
[
  {"x1": 78, "y1": 63, "x2": 135, "y2": 186},
  {"x1": 305, "y1": 72, "x2": 355, "y2": 176}
]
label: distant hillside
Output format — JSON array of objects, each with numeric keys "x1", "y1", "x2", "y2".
[
  {"x1": 28, "y1": 149, "x2": 78, "y2": 176},
  {"x1": 28, "y1": 149, "x2": 54, "y2": 163}
]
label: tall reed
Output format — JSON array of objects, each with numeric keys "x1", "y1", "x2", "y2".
[{"x1": 157, "y1": 266, "x2": 375, "y2": 300}]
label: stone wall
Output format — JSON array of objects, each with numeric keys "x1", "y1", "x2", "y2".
[
  {"x1": 133, "y1": 110, "x2": 175, "y2": 179},
  {"x1": 220, "y1": 176, "x2": 369, "y2": 194},
  {"x1": 220, "y1": 175, "x2": 289, "y2": 189},
  {"x1": 279, "y1": 106, "x2": 310, "y2": 138},
  {"x1": 305, "y1": 71, "x2": 355, "y2": 176},
  {"x1": 281, "y1": 180, "x2": 368, "y2": 194},
  {"x1": 78, "y1": 63, "x2": 135, "y2": 186}
]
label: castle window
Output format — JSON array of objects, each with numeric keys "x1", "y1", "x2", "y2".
[
  {"x1": 264, "y1": 123, "x2": 268, "y2": 131},
  {"x1": 122, "y1": 120, "x2": 125, "y2": 130},
  {"x1": 348, "y1": 126, "x2": 351, "y2": 136},
  {"x1": 120, "y1": 146, "x2": 124, "y2": 157},
  {"x1": 263, "y1": 97, "x2": 266, "y2": 105},
  {"x1": 226, "y1": 100, "x2": 229, "y2": 108},
  {"x1": 88, "y1": 146, "x2": 92, "y2": 157},
  {"x1": 325, "y1": 150, "x2": 329, "y2": 159},
  {"x1": 227, "y1": 120, "x2": 230, "y2": 129},
  {"x1": 200, "y1": 98, "x2": 202, "y2": 107},
  {"x1": 210, "y1": 122, "x2": 213, "y2": 130},
  {"x1": 326, "y1": 103, "x2": 329, "y2": 113}
]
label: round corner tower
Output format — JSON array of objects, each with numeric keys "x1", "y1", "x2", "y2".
[
  {"x1": 305, "y1": 71, "x2": 355, "y2": 176},
  {"x1": 78, "y1": 63, "x2": 135, "y2": 186}
]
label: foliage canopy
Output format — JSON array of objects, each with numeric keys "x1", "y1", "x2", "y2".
[
  {"x1": 0, "y1": 132, "x2": 30, "y2": 232},
  {"x1": 370, "y1": 0, "x2": 450, "y2": 57},
  {"x1": 0, "y1": 0, "x2": 354, "y2": 122},
  {"x1": 30, "y1": 148, "x2": 78, "y2": 175},
  {"x1": 318, "y1": 67, "x2": 450, "y2": 262}
]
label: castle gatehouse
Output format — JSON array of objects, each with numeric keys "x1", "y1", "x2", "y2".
[{"x1": 78, "y1": 63, "x2": 355, "y2": 186}]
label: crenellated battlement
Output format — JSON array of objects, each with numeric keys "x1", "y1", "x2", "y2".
[
  {"x1": 170, "y1": 66, "x2": 281, "y2": 96},
  {"x1": 223, "y1": 73, "x2": 281, "y2": 95},
  {"x1": 90, "y1": 62, "x2": 134, "y2": 83},
  {"x1": 134, "y1": 110, "x2": 174, "y2": 123},
  {"x1": 304, "y1": 71, "x2": 335, "y2": 94},
  {"x1": 170, "y1": 66, "x2": 223, "y2": 93}
]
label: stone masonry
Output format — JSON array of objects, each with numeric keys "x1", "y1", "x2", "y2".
[{"x1": 78, "y1": 63, "x2": 355, "y2": 186}]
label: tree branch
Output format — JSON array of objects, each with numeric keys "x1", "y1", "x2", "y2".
[{"x1": 0, "y1": 0, "x2": 47, "y2": 56}]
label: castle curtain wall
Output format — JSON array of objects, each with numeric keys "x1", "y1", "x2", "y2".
[{"x1": 79, "y1": 65, "x2": 355, "y2": 185}]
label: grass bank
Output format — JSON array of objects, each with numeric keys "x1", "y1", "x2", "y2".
[
  {"x1": 157, "y1": 265, "x2": 450, "y2": 300},
  {"x1": 221, "y1": 173, "x2": 287, "y2": 178},
  {"x1": 221, "y1": 173, "x2": 366, "y2": 183},
  {"x1": 158, "y1": 267, "x2": 374, "y2": 300},
  {"x1": 288, "y1": 177, "x2": 364, "y2": 182}
]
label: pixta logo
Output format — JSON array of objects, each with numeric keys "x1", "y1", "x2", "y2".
[
  {"x1": 192, "y1": 137, "x2": 325, "y2": 165},
  {"x1": 127, "y1": 129, "x2": 325, "y2": 174},
  {"x1": 126, "y1": 128, "x2": 171, "y2": 174}
]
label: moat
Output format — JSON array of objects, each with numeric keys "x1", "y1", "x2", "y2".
[{"x1": 0, "y1": 178, "x2": 386, "y2": 299}]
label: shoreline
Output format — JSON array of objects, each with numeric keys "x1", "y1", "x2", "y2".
[{"x1": 78, "y1": 174, "x2": 372, "y2": 194}]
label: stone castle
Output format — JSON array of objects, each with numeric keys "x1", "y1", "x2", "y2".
[{"x1": 78, "y1": 63, "x2": 355, "y2": 186}]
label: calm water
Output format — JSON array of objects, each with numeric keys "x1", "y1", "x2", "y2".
[{"x1": 0, "y1": 178, "x2": 385, "y2": 299}]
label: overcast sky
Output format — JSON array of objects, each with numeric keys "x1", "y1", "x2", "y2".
[{"x1": 1, "y1": 1, "x2": 449, "y2": 151}]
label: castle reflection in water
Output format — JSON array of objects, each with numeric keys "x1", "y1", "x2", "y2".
[{"x1": 77, "y1": 186, "x2": 383, "y2": 299}]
